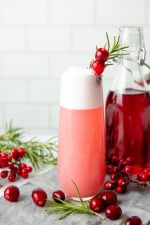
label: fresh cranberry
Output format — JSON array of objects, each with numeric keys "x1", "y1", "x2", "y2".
[
  {"x1": 90, "y1": 60, "x2": 105, "y2": 75},
  {"x1": 32, "y1": 188, "x2": 47, "y2": 206},
  {"x1": 8, "y1": 173, "x2": 16, "y2": 182},
  {"x1": 143, "y1": 168, "x2": 150, "y2": 173},
  {"x1": 117, "y1": 178, "x2": 127, "y2": 186},
  {"x1": 4, "y1": 185, "x2": 20, "y2": 202},
  {"x1": 100, "y1": 191, "x2": 117, "y2": 207},
  {"x1": 11, "y1": 148, "x2": 21, "y2": 161},
  {"x1": 137, "y1": 172, "x2": 148, "y2": 182},
  {"x1": 104, "y1": 181, "x2": 115, "y2": 190},
  {"x1": 0, "y1": 153, "x2": 9, "y2": 159},
  {"x1": 126, "y1": 156, "x2": 135, "y2": 165},
  {"x1": 89, "y1": 197, "x2": 103, "y2": 213},
  {"x1": 110, "y1": 173, "x2": 117, "y2": 181},
  {"x1": 18, "y1": 148, "x2": 25, "y2": 158},
  {"x1": 95, "y1": 48, "x2": 109, "y2": 63},
  {"x1": 20, "y1": 163, "x2": 27, "y2": 169},
  {"x1": 1, "y1": 170, "x2": 8, "y2": 178},
  {"x1": 124, "y1": 166, "x2": 133, "y2": 173},
  {"x1": 8, "y1": 163, "x2": 15, "y2": 170},
  {"x1": 21, "y1": 172, "x2": 28, "y2": 179},
  {"x1": 125, "y1": 216, "x2": 143, "y2": 225},
  {"x1": 21, "y1": 168, "x2": 28, "y2": 174},
  {"x1": 111, "y1": 155, "x2": 119, "y2": 164},
  {"x1": 115, "y1": 185, "x2": 127, "y2": 193},
  {"x1": 7, "y1": 155, "x2": 12, "y2": 161},
  {"x1": 26, "y1": 166, "x2": 32, "y2": 173},
  {"x1": 105, "y1": 205, "x2": 122, "y2": 220},
  {"x1": 52, "y1": 190, "x2": 65, "y2": 203}
]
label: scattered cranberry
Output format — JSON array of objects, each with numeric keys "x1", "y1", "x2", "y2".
[
  {"x1": 89, "y1": 197, "x2": 103, "y2": 213},
  {"x1": 126, "y1": 156, "x2": 135, "y2": 165},
  {"x1": 1, "y1": 170, "x2": 8, "y2": 178},
  {"x1": 124, "y1": 166, "x2": 132, "y2": 173},
  {"x1": 26, "y1": 166, "x2": 32, "y2": 173},
  {"x1": 110, "y1": 173, "x2": 117, "y2": 181},
  {"x1": 100, "y1": 191, "x2": 117, "y2": 207},
  {"x1": 32, "y1": 188, "x2": 47, "y2": 206},
  {"x1": 125, "y1": 216, "x2": 143, "y2": 225},
  {"x1": 104, "y1": 181, "x2": 115, "y2": 190},
  {"x1": 18, "y1": 148, "x2": 25, "y2": 158},
  {"x1": 11, "y1": 148, "x2": 21, "y2": 161},
  {"x1": 95, "y1": 48, "x2": 109, "y2": 63},
  {"x1": 137, "y1": 172, "x2": 148, "y2": 182},
  {"x1": 90, "y1": 60, "x2": 105, "y2": 75},
  {"x1": 4, "y1": 185, "x2": 20, "y2": 202},
  {"x1": 52, "y1": 190, "x2": 65, "y2": 203},
  {"x1": 21, "y1": 172, "x2": 28, "y2": 179},
  {"x1": 143, "y1": 168, "x2": 150, "y2": 173},
  {"x1": 20, "y1": 163, "x2": 27, "y2": 169},
  {"x1": 8, "y1": 173, "x2": 16, "y2": 182},
  {"x1": 105, "y1": 204, "x2": 122, "y2": 220},
  {"x1": 117, "y1": 178, "x2": 126, "y2": 186},
  {"x1": 115, "y1": 185, "x2": 127, "y2": 194},
  {"x1": 111, "y1": 155, "x2": 119, "y2": 164}
]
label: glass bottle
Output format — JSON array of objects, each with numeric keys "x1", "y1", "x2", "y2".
[
  {"x1": 58, "y1": 66, "x2": 105, "y2": 199},
  {"x1": 106, "y1": 27, "x2": 150, "y2": 171}
]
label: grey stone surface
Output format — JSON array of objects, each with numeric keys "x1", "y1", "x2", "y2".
[{"x1": 0, "y1": 167, "x2": 150, "y2": 225}]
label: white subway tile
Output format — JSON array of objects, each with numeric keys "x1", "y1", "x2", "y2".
[
  {"x1": 96, "y1": 0, "x2": 145, "y2": 25},
  {"x1": 29, "y1": 79, "x2": 60, "y2": 103},
  {"x1": 4, "y1": 104, "x2": 49, "y2": 128},
  {"x1": 50, "y1": 105, "x2": 59, "y2": 128},
  {"x1": 2, "y1": 54, "x2": 49, "y2": 77},
  {"x1": 147, "y1": 1, "x2": 150, "y2": 24},
  {"x1": 28, "y1": 28, "x2": 70, "y2": 52},
  {"x1": 0, "y1": 28, "x2": 25, "y2": 51},
  {"x1": 50, "y1": 53, "x2": 91, "y2": 77},
  {"x1": 0, "y1": 79, "x2": 27, "y2": 103},
  {"x1": 72, "y1": 27, "x2": 118, "y2": 52},
  {"x1": 0, "y1": 0, "x2": 47, "y2": 24},
  {"x1": 49, "y1": 0, "x2": 94, "y2": 25}
]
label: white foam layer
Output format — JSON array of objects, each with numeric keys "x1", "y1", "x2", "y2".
[{"x1": 60, "y1": 66, "x2": 103, "y2": 109}]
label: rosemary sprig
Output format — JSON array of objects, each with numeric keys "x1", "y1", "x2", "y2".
[
  {"x1": 0, "y1": 121, "x2": 57, "y2": 169},
  {"x1": 106, "y1": 32, "x2": 129, "y2": 63},
  {"x1": 45, "y1": 181, "x2": 105, "y2": 220}
]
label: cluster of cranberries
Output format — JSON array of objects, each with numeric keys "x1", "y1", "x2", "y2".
[
  {"x1": 104, "y1": 154, "x2": 150, "y2": 194},
  {"x1": 90, "y1": 47, "x2": 109, "y2": 76},
  {"x1": 90, "y1": 191, "x2": 121, "y2": 220},
  {"x1": 0, "y1": 148, "x2": 32, "y2": 182}
]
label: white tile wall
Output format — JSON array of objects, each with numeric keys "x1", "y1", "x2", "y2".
[{"x1": 0, "y1": 0, "x2": 149, "y2": 134}]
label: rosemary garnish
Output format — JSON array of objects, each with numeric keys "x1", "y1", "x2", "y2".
[
  {"x1": 46, "y1": 181, "x2": 105, "y2": 220},
  {"x1": 0, "y1": 121, "x2": 57, "y2": 169},
  {"x1": 106, "y1": 32, "x2": 129, "y2": 61}
]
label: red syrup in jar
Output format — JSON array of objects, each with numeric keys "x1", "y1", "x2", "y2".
[{"x1": 106, "y1": 88, "x2": 150, "y2": 172}]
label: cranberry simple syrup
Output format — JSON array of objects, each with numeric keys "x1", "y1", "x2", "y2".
[{"x1": 106, "y1": 88, "x2": 150, "y2": 169}]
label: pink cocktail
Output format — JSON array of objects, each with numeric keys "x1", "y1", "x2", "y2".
[{"x1": 58, "y1": 66, "x2": 105, "y2": 199}]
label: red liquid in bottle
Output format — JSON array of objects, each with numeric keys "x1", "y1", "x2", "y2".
[{"x1": 106, "y1": 88, "x2": 150, "y2": 169}]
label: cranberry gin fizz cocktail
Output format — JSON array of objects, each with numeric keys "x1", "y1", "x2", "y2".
[
  {"x1": 57, "y1": 33, "x2": 129, "y2": 199},
  {"x1": 58, "y1": 66, "x2": 105, "y2": 199}
]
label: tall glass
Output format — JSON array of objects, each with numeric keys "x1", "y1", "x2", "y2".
[
  {"x1": 106, "y1": 27, "x2": 150, "y2": 170},
  {"x1": 58, "y1": 66, "x2": 105, "y2": 199}
]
